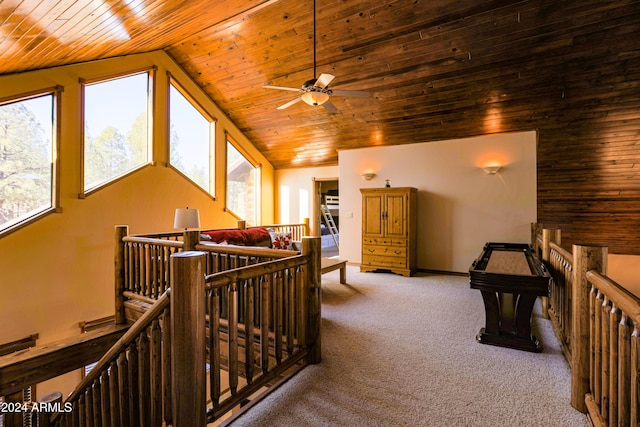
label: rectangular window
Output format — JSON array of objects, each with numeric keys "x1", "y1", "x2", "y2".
[
  {"x1": 0, "y1": 92, "x2": 57, "y2": 234},
  {"x1": 169, "y1": 80, "x2": 215, "y2": 196},
  {"x1": 83, "y1": 71, "x2": 151, "y2": 193},
  {"x1": 226, "y1": 137, "x2": 260, "y2": 225}
]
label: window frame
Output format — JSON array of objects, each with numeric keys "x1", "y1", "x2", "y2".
[
  {"x1": 80, "y1": 67, "x2": 155, "y2": 198},
  {"x1": 225, "y1": 134, "x2": 261, "y2": 225},
  {"x1": 0, "y1": 87, "x2": 62, "y2": 237},
  {"x1": 167, "y1": 75, "x2": 217, "y2": 199}
]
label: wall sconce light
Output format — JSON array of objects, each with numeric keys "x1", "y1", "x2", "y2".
[
  {"x1": 482, "y1": 166, "x2": 501, "y2": 175},
  {"x1": 361, "y1": 172, "x2": 376, "y2": 180},
  {"x1": 174, "y1": 207, "x2": 201, "y2": 230}
]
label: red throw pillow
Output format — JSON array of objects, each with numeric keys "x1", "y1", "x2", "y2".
[
  {"x1": 242, "y1": 227, "x2": 272, "y2": 247},
  {"x1": 200, "y1": 229, "x2": 247, "y2": 245}
]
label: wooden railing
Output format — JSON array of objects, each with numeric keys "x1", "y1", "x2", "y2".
[
  {"x1": 549, "y1": 241, "x2": 573, "y2": 361},
  {"x1": 45, "y1": 226, "x2": 321, "y2": 426},
  {"x1": 533, "y1": 223, "x2": 640, "y2": 427},
  {"x1": 0, "y1": 221, "x2": 318, "y2": 426},
  {"x1": 115, "y1": 222, "x2": 304, "y2": 324},
  {"x1": 204, "y1": 237, "x2": 321, "y2": 422},
  {"x1": 584, "y1": 271, "x2": 640, "y2": 427},
  {"x1": 241, "y1": 218, "x2": 310, "y2": 242},
  {"x1": 51, "y1": 292, "x2": 172, "y2": 426}
]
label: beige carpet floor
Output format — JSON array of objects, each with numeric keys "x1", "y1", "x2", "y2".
[{"x1": 231, "y1": 266, "x2": 590, "y2": 427}]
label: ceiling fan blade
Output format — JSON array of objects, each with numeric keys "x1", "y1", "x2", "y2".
[
  {"x1": 277, "y1": 97, "x2": 303, "y2": 110},
  {"x1": 314, "y1": 73, "x2": 335, "y2": 89},
  {"x1": 330, "y1": 89, "x2": 370, "y2": 98},
  {"x1": 264, "y1": 85, "x2": 302, "y2": 92},
  {"x1": 322, "y1": 100, "x2": 338, "y2": 113}
]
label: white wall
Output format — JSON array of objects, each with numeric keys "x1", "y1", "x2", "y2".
[
  {"x1": 275, "y1": 166, "x2": 339, "y2": 225},
  {"x1": 339, "y1": 132, "x2": 537, "y2": 273}
]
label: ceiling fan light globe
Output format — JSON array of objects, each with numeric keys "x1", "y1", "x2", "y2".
[{"x1": 301, "y1": 91, "x2": 329, "y2": 106}]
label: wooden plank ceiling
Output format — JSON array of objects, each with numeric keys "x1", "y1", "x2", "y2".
[{"x1": 1, "y1": 0, "x2": 640, "y2": 253}]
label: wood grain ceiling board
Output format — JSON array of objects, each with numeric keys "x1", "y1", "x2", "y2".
[{"x1": 1, "y1": 0, "x2": 640, "y2": 253}]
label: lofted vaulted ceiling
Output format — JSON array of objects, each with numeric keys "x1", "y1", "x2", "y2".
[
  {"x1": 2, "y1": 0, "x2": 640, "y2": 253},
  {"x1": 1, "y1": 0, "x2": 639, "y2": 171}
]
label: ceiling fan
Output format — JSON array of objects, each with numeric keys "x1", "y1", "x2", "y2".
[{"x1": 263, "y1": 0, "x2": 370, "y2": 113}]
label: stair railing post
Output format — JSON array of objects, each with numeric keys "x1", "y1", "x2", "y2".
[
  {"x1": 182, "y1": 229, "x2": 200, "y2": 251},
  {"x1": 540, "y1": 228, "x2": 561, "y2": 319},
  {"x1": 170, "y1": 251, "x2": 206, "y2": 426},
  {"x1": 115, "y1": 225, "x2": 129, "y2": 325},
  {"x1": 302, "y1": 236, "x2": 322, "y2": 364},
  {"x1": 571, "y1": 244, "x2": 607, "y2": 412},
  {"x1": 303, "y1": 217, "x2": 310, "y2": 236}
]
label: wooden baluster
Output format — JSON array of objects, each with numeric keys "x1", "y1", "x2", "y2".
[
  {"x1": 617, "y1": 314, "x2": 631, "y2": 426},
  {"x1": 92, "y1": 378, "x2": 101, "y2": 427},
  {"x1": 571, "y1": 244, "x2": 607, "y2": 412},
  {"x1": 151, "y1": 245, "x2": 158, "y2": 298},
  {"x1": 73, "y1": 400, "x2": 81, "y2": 427},
  {"x1": 631, "y1": 324, "x2": 640, "y2": 426},
  {"x1": 162, "y1": 307, "x2": 172, "y2": 425},
  {"x1": 261, "y1": 274, "x2": 271, "y2": 374},
  {"x1": 138, "y1": 331, "x2": 151, "y2": 426},
  {"x1": 566, "y1": 262, "x2": 573, "y2": 348},
  {"x1": 275, "y1": 271, "x2": 283, "y2": 363},
  {"x1": 229, "y1": 281, "x2": 239, "y2": 395},
  {"x1": 84, "y1": 383, "x2": 93, "y2": 427},
  {"x1": 150, "y1": 319, "x2": 162, "y2": 426},
  {"x1": 160, "y1": 247, "x2": 167, "y2": 293},
  {"x1": 286, "y1": 269, "x2": 296, "y2": 354},
  {"x1": 100, "y1": 371, "x2": 110, "y2": 427},
  {"x1": 297, "y1": 265, "x2": 307, "y2": 346},
  {"x1": 601, "y1": 295, "x2": 610, "y2": 421},
  {"x1": 541, "y1": 228, "x2": 560, "y2": 319},
  {"x1": 590, "y1": 285, "x2": 597, "y2": 397},
  {"x1": 555, "y1": 253, "x2": 562, "y2": 328},
  {"x1": 126, "y1": 243, "x2": 133, "y2": 294},
  {"x1": 136, "y1": 243, "x2": 143, "y2": 294},
  {"x1": 128, "y1": 341, "x2": 139, "y2": 427},
  {"x1": 117, "y1": 353, "x2": 129, "y2": 426},
  {"x1": 594, "y1": 290, "x2": 604, "y2": 407},
  {"x1": 126, "y1": 242, "x2": 133, "y2": 294},
  {"x1": 78, "y1": 394, "x2": 86, "y2": 427},
  {"x1": 108, "y1": 360, "x2": 119, "y2": 427},
  {"x1": 609, "y1": 303, "x2": 621, "y2": 426},
  {"x1": 245, "y1": 278, "x2": 255, "y2": 385},
  {"x1": 142, "y1": 244, "x2": 149, "y2": 297},
  {"x1": 141, "y1": 243, "x2": 147, "y2": 296},
  {"x1": 209, "y1": 287, "x2": 221, "y2": 407}
]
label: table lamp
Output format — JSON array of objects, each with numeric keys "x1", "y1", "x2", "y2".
[{"x1": 174, "y1": 207, "x2": 200, "y2": 230}]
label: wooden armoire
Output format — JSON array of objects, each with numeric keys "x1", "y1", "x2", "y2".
[{"x1": 360, "y1": 187, "x2": 417, "y2": 277}]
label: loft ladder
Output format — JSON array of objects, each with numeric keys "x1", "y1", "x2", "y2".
[{"x1": 321, "y1": 199, "x2": 339, "y2": 249}]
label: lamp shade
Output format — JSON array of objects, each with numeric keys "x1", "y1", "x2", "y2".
[
  {"x1": 174, "y1": 207, "x2": 200, "y2": 229},
  {"x1": 301, "y1": 91, "x2": 329, "y2": 106}
]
